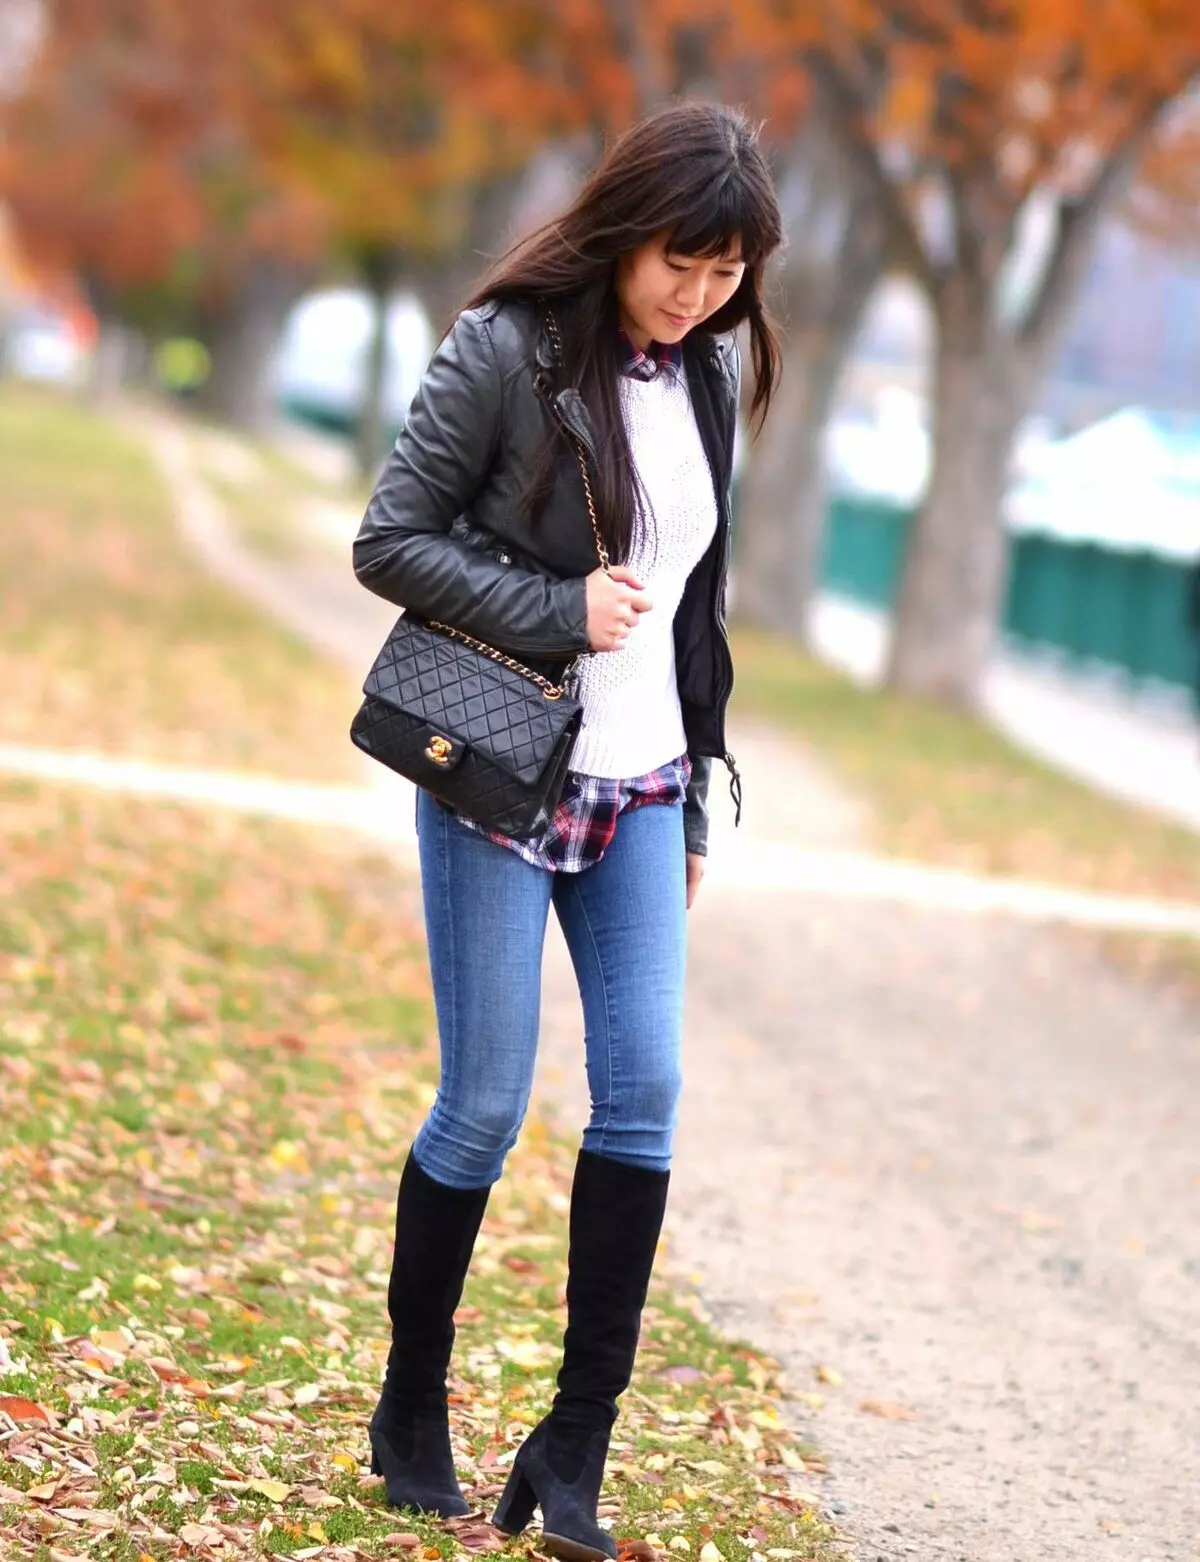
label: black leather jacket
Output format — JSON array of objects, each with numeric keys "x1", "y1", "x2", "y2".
[{"x1": 353, "y1": 296, "x2": 740, "y2": 856}]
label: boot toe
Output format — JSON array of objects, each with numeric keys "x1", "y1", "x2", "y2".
[{"x1": 541, "y1": 1526, "x2": 618, "y2": 1562}]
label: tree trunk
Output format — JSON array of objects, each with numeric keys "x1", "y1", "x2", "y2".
[
  {"x1": 886, "y1": 283, "x2": 1028, "y2": 705},
  {"x1": 199, "y1": 263, "x2": 301, "y2": 433},
  {"x1": 354, "y1": 251, "x2": 402, "y2": 483},
  {"x1": 87, "y1": 314, "x2": 131, "y2": 403},
  {"x1": 79, "y1": 272, "x2": 129, "y2": 403},
  {"x1": 733, "y1": 129, "x2": 887, "y2": 640},
  {"x1": 733, "y1": 336, "x2": 845, "y2": 637}
]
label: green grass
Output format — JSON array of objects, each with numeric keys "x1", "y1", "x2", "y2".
[
  {"x1": 0, "y1": 385, "x2": 362, "y2": 784},
  {"x1": 0, "y1": 782, "x2": 840, "y2": 1561},
  {"x1": 730, "y1": 625, "x2": 1200, "y2": 904}
]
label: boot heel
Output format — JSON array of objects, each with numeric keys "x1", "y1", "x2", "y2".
[
  {"x1": 369, "y1": 1445, "x2": 381, "y2": 1477},
  {"x1": 492, "y1": 1466, "x2": 537, "y2": 1535}
]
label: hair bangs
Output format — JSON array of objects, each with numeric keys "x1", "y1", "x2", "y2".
[{"x1": 665, "y1": 167, "x2": 780, "y2": 268}]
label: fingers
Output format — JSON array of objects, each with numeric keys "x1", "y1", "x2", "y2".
[
  {"x1": 584, "y1": 564, "x2": 653, "y2": 652},
  {"x1": 609, "y1": 566, "x2": 653, "y2": 614},
  {"x1": 608, "y1": 565, "x2": 644, "y2": 590}
]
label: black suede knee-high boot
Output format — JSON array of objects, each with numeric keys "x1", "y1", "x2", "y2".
[
  {"x1": 493, "y1": 1150, "x2": 669, "y2": 1561},
  {"x1": 369, "y1": 1153, "x2": 490, "y2": 1517}
]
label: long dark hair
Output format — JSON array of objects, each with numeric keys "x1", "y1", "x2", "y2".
[{"x1": 461, "y1": 101, "x2": 784, "y2": 561}]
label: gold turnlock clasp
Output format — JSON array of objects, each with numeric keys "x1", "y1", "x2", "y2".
[{"x1": 424, "y1": 735, "x2": 454, "y2": 766}]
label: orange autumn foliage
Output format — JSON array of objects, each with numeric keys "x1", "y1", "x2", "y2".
[{"x1": 4, "y1": 0, "x2": 1199, "y2": 315}]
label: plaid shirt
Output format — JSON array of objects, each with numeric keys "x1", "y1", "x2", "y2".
[
  {"x1": 455, "y1": 328, "x2": 691, "y2": 873},
  {"x1": 617, "y1": 328, "x2": 684, "y2": 381},
  {"x1": 460, "y1": 754, "x2": 692, "y2": 872}
]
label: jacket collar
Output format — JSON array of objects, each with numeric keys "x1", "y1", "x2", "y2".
[{"x1": 533, "y1": 307, "x2": 735, "y2": 460}]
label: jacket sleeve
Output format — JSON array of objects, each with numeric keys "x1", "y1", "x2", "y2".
[
  {"x1": 683, "y1": 756, "x2": 711, "y2": 857},
  {"x1": 353, "y1": 308, "x2": 591, "y2": 659}
]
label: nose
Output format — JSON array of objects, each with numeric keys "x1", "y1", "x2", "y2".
[{"x1": 675, "y1": 276, "x2": 705, "y2": 314}]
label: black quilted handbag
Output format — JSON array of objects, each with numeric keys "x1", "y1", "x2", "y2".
[{"x1": 351, "y1": 315, "x2": 608, "y2": 839}]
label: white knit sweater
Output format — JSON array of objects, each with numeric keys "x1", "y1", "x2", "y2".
[{"x1": 569, "y1": 369, "x2": 718, "y2": 779}]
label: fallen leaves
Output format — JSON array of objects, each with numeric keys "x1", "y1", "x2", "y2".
[
  {"x1": 444, "y1": 1518, "x2": 508, "y2": 1553},
  {"x1": 178, "y1": 1521, "x2": 225, "y2": 1547},
  {"x1": 0, "y1": 403, "x2": 843, "y2": 1562},
  {"x1": 247, "y1": 1478, "x2": 291, "y2": 1502},
  {"x1": 51, "y1": 1506, "x2": 120, "y2": 1527},
  {"x1": 0, "y1": 1396, "x2": 51, "y2": 1425}
]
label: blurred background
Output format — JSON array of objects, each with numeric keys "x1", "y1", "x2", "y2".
[
  {"x1": 4, "y1": 0, "x2": 1200, "y2": 743},
  {"x1": 5, "y1": 9, "x2": 1200, "y2": 1559}
]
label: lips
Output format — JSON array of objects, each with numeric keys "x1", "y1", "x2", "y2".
[{"x1": 663, "y1": 312, "x2": 696, "y2": 327}]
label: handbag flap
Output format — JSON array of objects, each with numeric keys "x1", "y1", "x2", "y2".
[{"x1": 363, "y1": 617, "x2": 579, "y2": 787}]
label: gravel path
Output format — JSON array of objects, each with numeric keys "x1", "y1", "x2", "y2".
[
  {"x1": 538, "y1": 901, "x2": 1200, "y2": 1562},
  {"x1": 154, "y1": 418, "x2": 1200, "y2": 1562}
]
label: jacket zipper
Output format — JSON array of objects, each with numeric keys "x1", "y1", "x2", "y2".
[{"x1": 708, "y1": 351, "x2": 739, "y2": 821}]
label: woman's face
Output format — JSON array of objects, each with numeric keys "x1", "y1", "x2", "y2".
[{"x1": 614, "y1": 232, "x2": 746, "y2": 349}]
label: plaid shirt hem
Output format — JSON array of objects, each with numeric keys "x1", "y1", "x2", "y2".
[{"x1": 456, "y1": 755, "x2": 691, "y2": 873}]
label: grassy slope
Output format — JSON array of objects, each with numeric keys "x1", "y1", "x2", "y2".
[
  {"x1": 0, "y1": 393, "x2": 840, "y2": 1561},
  {"x1": 731, "y1": 626, "x2": 1200, "y2": 904},
  {"x1": 0, "y1": 388, "x2": 361, "y2": 785}
]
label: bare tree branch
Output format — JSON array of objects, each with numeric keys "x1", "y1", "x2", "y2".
[
  {"x1": 1019, "y1": 101, "x2": 1170, "y2": 355},
  {"x1": 805, "y1": 49, "x2": 939, "y2": 296}
]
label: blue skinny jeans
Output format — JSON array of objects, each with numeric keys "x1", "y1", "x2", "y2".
[{"x1": 411, "y1": 790, "x2": 688, "y2": 1189}]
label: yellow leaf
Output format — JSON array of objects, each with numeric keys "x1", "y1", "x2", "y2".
[
  {"x1": 700, "y1": 1544, "x2": 724, "y2": 1562},
  {"x1": 293, "y1": 1382, "x2": 320, "y2": 1406},
  {"x1": 248, "y1": 1478, "x2": 291, "y2": 1502},
  {"x1": 132, "y1": 1273, "x2": 162, "y2": 1293},
  {"x1": 495, "y1": 1337, "x2": 557, "y2": 1370},
  {"x1": 332, "y1": 1452, "x2": 358, "y2": 1472},
  {"x1": 92, "y1": 1328, "x2": 133, "y2": 1353},
  {"x1": 815, "y1": 1364, "x2": 842, "y2": 1386},
  {"x1": 307, "y1": 1521, "x2": 329, "y2": 1541}
]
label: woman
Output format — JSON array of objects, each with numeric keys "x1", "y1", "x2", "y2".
[{"x1": 352, "y1": 100, "x2": 782, "y2": 1560}]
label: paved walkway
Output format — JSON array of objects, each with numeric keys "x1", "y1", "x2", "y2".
[
  {"x1": 811, "y1": 595, "x2": 1200, "y2": 835},
  {"x1": 6, "y1": 739, "x2": 1200, "y2": 940},
  {"x1": 132, "y1": 415, "x2": 1200, "y2": 1562}
]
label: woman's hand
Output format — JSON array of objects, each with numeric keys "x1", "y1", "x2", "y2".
[
  {"x1": 585, "y1": 565, "x2": 653, "y2": 652},
  {"x1": 685, "y1": 853, "x2": 705, "y2": 910}
]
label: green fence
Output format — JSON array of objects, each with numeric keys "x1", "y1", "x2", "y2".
[{"x1": 820, "y1": 496, "x2": 1197, "y2": 691}]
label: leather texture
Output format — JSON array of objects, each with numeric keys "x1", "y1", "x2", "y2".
[
  {"x1": 351, "y1": 614, "x2": 582, "y2": 839},
  {"x1": 352, "y1": 296, "x2": 739, "y2": 855}
]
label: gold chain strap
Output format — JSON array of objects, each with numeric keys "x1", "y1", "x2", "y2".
[
  {"x1": 427, "y1": 304, "x2": 607, "y2": 704},
  {"x1": 424, "y1": 619, "x2": 571, "y2": 701},
  {"x1": 543, "y1": 308, "x2": 612, "y2": 575}
]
